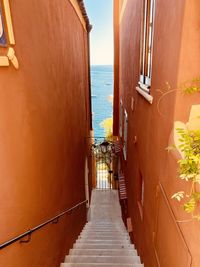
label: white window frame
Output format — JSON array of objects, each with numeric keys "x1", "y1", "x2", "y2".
[
  {"x1": 123, "y1": 110, "x2": 128, "y2": 160},
  {"x1": 139, "y1": 0, "x2": 155, "y2": 92},
  {"x1": 0, "y1": 0, "x2": 18, "y2": 68}
]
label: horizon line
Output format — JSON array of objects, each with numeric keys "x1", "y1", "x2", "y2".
[{"x1": 91, "y1": 64, "x2": 113, "y2": 66}]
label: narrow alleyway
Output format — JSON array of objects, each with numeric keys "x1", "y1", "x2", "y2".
[{"x1": 61, "y1": 190, "x2": 143, "y2": 266}]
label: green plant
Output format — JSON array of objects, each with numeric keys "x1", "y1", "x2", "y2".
[
  {"x1": 181, "y1": 77, "x2": 200, "y2": 94},
  {"x1": 171, "y1": 128, "x2": 200, "y2": 220},
  {"x1": 157, "y1": 77, "x2": 200, "y2": 116},
  {"x1": 100, "y1": 117, "x2": 113, "y2": 139}
]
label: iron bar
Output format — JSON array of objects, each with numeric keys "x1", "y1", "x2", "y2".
[{"x1": 0, "y1": 200, "x2": 87, "y2": 250}]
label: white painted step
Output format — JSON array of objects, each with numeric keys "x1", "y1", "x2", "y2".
[
  {"x1": 83, "y1": 226, "x2": 126, "y2": 230},
  {"x1": 83, "y1": 228, "x2": 126, "y2": 231},
  {"x1": 85, "y1": 225, "x2": 125, "y2": 227},
  {"x1": 85, "y1": 226, "x2": 125, "y2": 228},
  {"x1": 84, "y1": 224, "x2": 125, "y2": 227},
  {"x1": 60, "y1": 190, "x2": 142, "y2": 267},
  {"x1": 79, "y1": 234, "x2": 130, "y2": 239},
  {"x1": 61, "y1": 264, "x2": 144, "y2": 267},
  {"x1": 83, "y1": 229, "x2": 126, "y2": 233},
  {"x1": 73, "y1": 244, "x2": 135, "y2": 250},
  {"x1": 65, "y1": 255, "x2": 141, "y2": 264},
  {"x1": 80, "y1": 233, "x2": 129, "y2": 238},
  {"x1": 79, "y1": 235, "x2": 130, "y2": 240},
  {"x1": 81, "y1": 230, "x2": 128, "y2": 233},
  {"x1": 81, "y1": 231, "x2": 128, "y2": 235},
  {"x1": 85, "y1": 227, "x2": 125, "y2": 229},
  {"x1": 85, "y1": 223, "x2": 125, "y2": 225},
  {"x1": 69, "y1": 249, "x2": 138, "y2": 256},
  {"x1": 75, "y1": 239, "x2": 131, "y2": 244}
]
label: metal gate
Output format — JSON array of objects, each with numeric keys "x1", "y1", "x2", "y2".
[{"x1": 92, "y1": 138, "x2": 115, "y2": 190}]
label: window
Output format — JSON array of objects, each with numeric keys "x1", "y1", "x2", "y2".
[
  {"x1": 139, "y1": 0, "x2": 155, "y2": 92},
  {"x1": 119, "y1": 100, "x2": 123, "y2": 138},
  {"x1": 123, "y1": 109, "x2": 128, "y2": 160},
  {"x1": 0, "y1": 6, "x2": 7, "y2": 47},
  {"x1": 0, "y1": 0, "x2": 18, "y2": 68}
]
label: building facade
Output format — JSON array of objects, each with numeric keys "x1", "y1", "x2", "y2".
[
  {"x1": 114, "y1": 0, "x2": 200, "y2": 266},
  {"x1": 0, "y1": 1, "x2": 92, "y2": 266}
]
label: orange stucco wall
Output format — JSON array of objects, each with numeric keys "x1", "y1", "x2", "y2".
[
  {"x1": 0, "y1": 1, "x2": 91, "y2": 266},
  {"x1": 114, "y1": 0, "x2": 200, "y2": 266},
  {"x1": 113, "y1": 0, "x2": 120, "y2": 136}
]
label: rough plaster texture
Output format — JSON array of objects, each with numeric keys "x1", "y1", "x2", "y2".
[
  {"x1": 114, "y1": 0, "x2": 200, "y2": 266},
  {"x1": 0, "y1": 1, "x2": 90, "y2": 266}
]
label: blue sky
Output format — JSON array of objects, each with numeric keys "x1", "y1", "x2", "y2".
[{"x1": 84, "y1": 0, "x2": 113, "y2": 65}]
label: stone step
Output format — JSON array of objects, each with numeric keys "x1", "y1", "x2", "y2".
[
  {"x1": 65, "y1": 255, "x2": 141, "y2": 264},
  {"x1": 73, "y1": 244, "x2": 135, "y2": 250},
  {"x1": 85, "y1": 224, "x2": 125, "y2": 228},
  {"x1": 85, "y1": 224, "x2": 125, "y2": 226},
  {"x1": 69, "y1": 249, "x2": 138, "y2": 256},
  {"x1": 86, "y1": 222, "x2": 124, "y2": 225},
  {"x1": 86, "y1": 223, "x2": 124, "y2": 225},
  {"x1": 82, "y1": 230, "x2": 128, "y2": 234},
  {"x1": 86, "y1": 223, "x2": 125, "y2": 225},
  {"x1": 83, "y1": 228, "x2": 126, "y2": 231},
  {"x1": 84, "y1": 226, "x2": 124, "y2": 228},
  {"x1": 81, "y1": 232, "x2": 128, "y2": 236},
  {"x1": 86, "y1": 225, "x2": 125, "y2": 227},
  {"x1": 78, "y1": 239, "x2": 130, "y2": 244},
  {"x1": 61, "y1": 264, "x2": 143, "y2": 267},
  {"x1": 79, "y1": 235, "x2": 130, "y2": 240},
  {"x1": 75, "y1": 239, "x2": 131, "y2": 244},
  {"x1": 85, "y1": 225, "x2": 125, "y2": 227},
  {"x1": 60, "y1": 263, "x2": 144, "y2": 267},
  {"x1": 60, "y1": 190, "x2": 142, "y2": 267},
  {"x1": 83, "y1": 229, "x2": 126, "y2": 233},
  {"x1": 80, "y1": 232, "x2": 129, "y2": 236},
  {"x1": 84, "y1": 226, "x2": 126, "y2": 229},
  {"x1": 82, "y1": 229, "x2": 128, "y2": 232}
]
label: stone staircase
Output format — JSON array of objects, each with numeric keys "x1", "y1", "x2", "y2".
[{"x1": 60, "y1": 189, "x2": 143, "y2": 267}]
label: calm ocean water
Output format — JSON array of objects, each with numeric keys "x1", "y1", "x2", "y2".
[{"x1": 91, "y1": 65, "x2": 113, "y2": 137}]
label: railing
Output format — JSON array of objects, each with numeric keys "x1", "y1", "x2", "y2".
[
  {"x1": 0, "y1": 199, "x2": 87, "y2": 250},
  {"x1": 89, "y1": 136, "x2": 121, "y2": 190}
]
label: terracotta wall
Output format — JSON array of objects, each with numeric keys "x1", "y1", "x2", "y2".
[
  {"x1": 113, "y1": 0, "x2": 120, "y2": 136},
  {"x1": 0, "y1": 1, "x2": 91, "y2": 266},
  {"x1": 114, "y1": 0, "x2": 200, "y2": 266}
]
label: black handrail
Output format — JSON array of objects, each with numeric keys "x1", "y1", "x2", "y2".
[{"x1": 0, "y1": 199, "x2": 87, "y2": 250}]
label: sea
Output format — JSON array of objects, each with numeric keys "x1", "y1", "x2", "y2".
[{"x1": 91, "y1": 65, "x2": 113, "y2": 137}]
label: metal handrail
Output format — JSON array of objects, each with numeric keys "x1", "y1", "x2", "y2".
[{"x1": 0, "y1": 199, "x2": 87, "y2": 250}]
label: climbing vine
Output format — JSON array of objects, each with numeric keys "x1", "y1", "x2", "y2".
[
  {"x1": 158, "y1": 77, "x2": 200, "y2": 220},
  {"x1": 181, "y1": 76, "x2": 200, "y2": 94},
  {"x1": 157, "y1": 76, "x2": 200, "y2": 116},
  {"x1": 171, "y1": 128, "x2": 200, "y2": 220}
]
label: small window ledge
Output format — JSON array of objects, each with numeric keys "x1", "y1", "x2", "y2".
[{"x1": 136, "y1": 86, "x2": 153, "y2": 104}]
